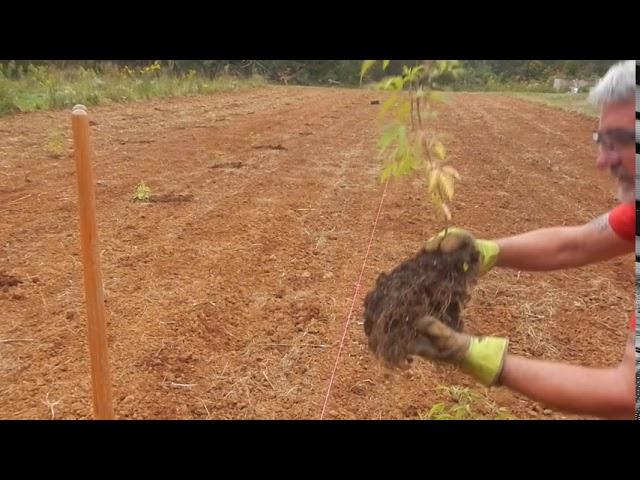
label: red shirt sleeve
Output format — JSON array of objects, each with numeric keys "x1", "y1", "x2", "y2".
[{"x1": 608, "y1": 203, "x2": 636, "y2": 242}]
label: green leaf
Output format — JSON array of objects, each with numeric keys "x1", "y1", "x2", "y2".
[
  {"x1": 379, "y1": 76, "x2": 405, "y2": 91},
  {"x1": 377, "y1": 124, "x2": 403, "y2": 156},
  {"x1": 380, "y1": 162, "x2": 395, "y2": 182},
  {"x1": 428, "y1": 403, "x2": 446, "y2": 417},
  {"x1": 433, "y1": 141, "x2": 446, "y2": 160},
  {"x1": 377, "y1": 78, "x2": 391, "y2": 90},
  {"x1": 407, "y1": 65, "x2": 424, "y2": 82},
  {"x1": 379, "y1": 94, "x2": 399, "y2": 117},
  {"x1": 398, "y1": 151, "x2": 414, "y2": 176},
  {"x1": 360, "y1": 60, "x2": 377, "y2": 83},
  {"x1": 396, "y1": 124, "x2": 408, "y2": 152},
  {"x1": 440, "y1": 175, "x2": 453, "y2": 200},
  {"x1": 433, "y1": 413, "x2": 455, "y2": 420},
  {"x1": 451, "y1": 404, "x2": 470, "y2": 419},
  {"x1": 432, "y1": 60, "x2": 446, "y2": 75},
  {"x1": 382, "y1": 60, "x2": 391, "y2": 71},
  {"x1": 397, "y1": 100, "x2": 411, "y2": 122},
  {"x1": 133, "y1": 180, "x2": 151, "y2": 202},
  {"x1": 427, "y1": 169, "x2": 441, "y2": 194}
]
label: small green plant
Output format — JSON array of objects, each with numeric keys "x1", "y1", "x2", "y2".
[
  {"x1": 133, "y1": 180, "x2": 151, "y2": 202},
  {"x1": 139, "y1": 61, "x2": 162, "y2": 77},
  {"x1": 418, "y1": 385, "x2": 517, "y2": 420},
  {"x1": 45, "y1": 130, "x2": 66, "y2": 157},
  {"x1": 419, "y1": 402, "x2": 467, "y2": 420},
  {"x1": 361, "y1": 60, "x2": 463, "y2": 228},
  {"x1": 0, "y1": 76, "x2": 20, "y2": 115},
  {"x1": 419, "y1": 386, "x2": 478, "y2": 419}
]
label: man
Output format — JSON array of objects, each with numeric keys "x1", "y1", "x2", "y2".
[{"x1": 413, "y1": 60, "x2": 636, "y2": 420}]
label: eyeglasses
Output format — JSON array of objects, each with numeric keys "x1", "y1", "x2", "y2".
[{"x1": 592, "y1": 129, "x2": 636, "y2": 150}]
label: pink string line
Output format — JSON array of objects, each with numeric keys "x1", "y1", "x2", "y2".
[{"x1": 320, "y1": 178, "x2": 390, "y2": 419}]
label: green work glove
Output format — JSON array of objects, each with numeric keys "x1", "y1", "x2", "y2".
[
  {"x1": 409, "y1": 315, "x2": 509, "y2": 387},
  {"x1": 426, "y1": 227, "x2": 500, "y2": 276}
]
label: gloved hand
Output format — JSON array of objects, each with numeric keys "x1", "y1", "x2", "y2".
[
  {"x1": 408, "y1": 315, "x2": 509, "y2": 387},
  {"x1": 426, "y1": 227, "x2": 500, "y2": 276}
]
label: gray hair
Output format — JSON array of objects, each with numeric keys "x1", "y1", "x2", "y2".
[{"x1": 588, "y1": 60, "x2": 635, "y2": 105}]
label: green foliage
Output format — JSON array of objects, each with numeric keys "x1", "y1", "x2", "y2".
[
  {"x1": 133, "y1": 180, "x2": 151, "y2": 202},
  {"x1": 418, "y1": 386, "x2": 517, "y2": 420},
  {"x1": 360, "y1": 60, "x2": 378, "y2": 83},
  {"x1": 0, "y1": 60, "x2": 620, "y2": 117},
  {"x1": 365, "y1": 60, "x2": 463, "y2": 225},
  {"x1": 45, "y1": 130, "x2": 66, "y2": 157},
  {"x1": 0, "y1": 62, "x2": 267, "y2": 117}
]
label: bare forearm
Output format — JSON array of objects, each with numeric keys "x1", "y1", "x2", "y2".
[
  {"x1": 499, "y1": 354, "x2": 635, "y2": 419},
  {"x1": 494, "y1": 213, "x2": 633, "y2": 271},
  {"x1": 495, "y1": 227, "x2": 585, "y2": 271}
]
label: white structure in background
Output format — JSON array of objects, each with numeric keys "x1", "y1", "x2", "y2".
[{"x1": 552, "y1": 77, "x2": 597, "y2": 94}]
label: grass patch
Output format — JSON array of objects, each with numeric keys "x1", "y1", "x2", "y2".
[
  {"x1": 494, "y1": 92, "x2": 597, "y2": 118},
  {"x1": 0, "y1": 63, "x2": 267, "y2": 117}
]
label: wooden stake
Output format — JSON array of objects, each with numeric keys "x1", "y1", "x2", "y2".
[{"x1": 71, "y1": 104, "x2": 114, "y2": 420}]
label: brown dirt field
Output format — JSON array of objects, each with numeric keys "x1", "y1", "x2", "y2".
[{"x1": 0, "y1": 87, "x2": 633, "y2": 419}]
